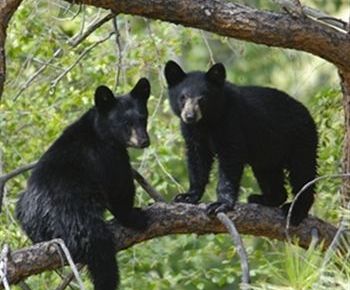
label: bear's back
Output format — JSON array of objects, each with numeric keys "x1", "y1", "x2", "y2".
[{"x1": 222, "y1": 83, "x2": 317, "y2": 167}]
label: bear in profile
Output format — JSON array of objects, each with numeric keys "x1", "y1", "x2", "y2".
[
  {"x1": 164, "y1": 60, "x2": 318, "y2": 226},
  {"x1": 16, "y1": 78, "x2": 151, "y2": 290}
]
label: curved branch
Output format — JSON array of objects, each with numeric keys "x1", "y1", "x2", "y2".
[
  {"x1": 63, "y1": 0, "x2": 350, "y2": 70},
  {"x1": 4, "y1": 202, "x2": 337, "y2": 287},
  {"x1": 0, "y1": 0, "x2": 23, "y2": 99}
]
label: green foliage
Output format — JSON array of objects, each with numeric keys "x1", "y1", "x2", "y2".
[{"x1": 1, "y1": 0, "x2": 349, "y2": 289}]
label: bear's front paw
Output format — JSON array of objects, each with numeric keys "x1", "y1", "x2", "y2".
[
  {"x1": 281, "y1": 203, "x2": 307, "y2": 227},
  {"x1": 123, "y1": 208, "x2": 149, "y2": 231},
  {"x1": 206, "y1": 201, "x2": 235, "y2": 216},
  {"x1": 173, "y1": 192, "x2": 200, "y2": 204}
]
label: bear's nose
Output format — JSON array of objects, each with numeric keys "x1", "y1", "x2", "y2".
[
  {"x1": 138, "y1": 137, "x2": 150, "y2": 148},
  {"x1": 185, "y1": 112, "x2": 196, "y2": 122}
]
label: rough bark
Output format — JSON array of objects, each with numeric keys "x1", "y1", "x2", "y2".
[
  {"x1": 62, "y1": 0, "x2": 350, "y2": 70},
  {"x1": 0, "y1": 0, "x2": 23, "y2": 99},
  {"x1": 340, "y1": 69, "x2": 350, "y2": 206},
  {"x1": 3, "y1": 202, "x2": 337, "y2": 287}
]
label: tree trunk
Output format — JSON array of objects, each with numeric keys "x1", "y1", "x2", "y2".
[
  {"x1": 0, "y1": 0, "x2": 23, "y2": 100},
  {"x1": 340, "y1": 69, "x2": 350, "y2": 206}
]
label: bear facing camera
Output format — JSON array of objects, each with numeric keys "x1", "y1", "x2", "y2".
[
  {"x1": 16, "y1": 78, "x2": 151, "y2": 290},
  {"x1": 164, "y1": 60, "x2": 318, "y2": 226}
]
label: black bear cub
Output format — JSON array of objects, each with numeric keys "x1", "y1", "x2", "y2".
[
  {"x1": 16, "y1": 78, "x2": 151, "y2": 290},
  {"x1": 164, "y1": 60, "x2": 318, "y2": 226}
]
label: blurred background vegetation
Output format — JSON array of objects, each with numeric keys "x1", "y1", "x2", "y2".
[{"x1": 0, "y1": 0, "x2": 349, "y2": 289}]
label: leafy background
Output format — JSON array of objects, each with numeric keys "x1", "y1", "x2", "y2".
[{"x1": 0, "y1": 0, "x2": 348, "y2": 289}]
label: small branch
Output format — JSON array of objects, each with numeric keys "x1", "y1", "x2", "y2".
[
  {"x1": 274, "y1": 0, "x2": 304, "y2": 18},
  {"x1": 68, "y1": 12, "x2": 115, "y2": 48},
  {"x1": 0, "y1": 162, "x2": 37, "y2": 213},
  {"x1": 51, "y1": 240, "x2": 85, "y2": 290},
  {"x1": 13, "y1": 48, "x2": 63, "y2": 101},
  {"x1": 200, "y1": 31, "x2": 215, "y2": 66},
  {"x1": 273, "y1": 0, "x2": 348, "y2": 30},
  {"x1": 55, "y1": 265, "x2": 84, "y2": 290},
  {"x1": 14, "y1": 13, "x2": 115, "y2": 101},
  {"x1": 217, "y1": 212, "x2": 250, "y2": 288},
  {"x1": 322, "y1": 218, "x2": 347, "y2": 262},
  {"x1": 0, "y1": 245, "x2": 10, "y2": 290},
  {"x1": 112, "y1": 15, "x2": 123, "y2": 90},
  {"x1": 302, "y1": 6, "x2": 348, "y2": 31},
  {"x1": 50, "y1": 32, "x2": 114, "y2": 91},
  {"x1": 132, "y1": 169, "x2": 165, "y2": 202}
]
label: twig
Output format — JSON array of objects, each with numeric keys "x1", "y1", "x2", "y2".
[
  {"x1": 273, "y1": 0, "x2": 348, "y2": 31},
  {"x1": 302, "y1": 6, "x2": 348, "y2": 31},
  {"x1": 50, "y1": 32, "x2": 115, "y2": 91},
  {"x1": 216, "y1": 212, "x2": 250, "y2": 288},
  {"x1": 13, "y1": 48, "x2": 63, "y2": 101},
  {"x1": 55, "y1": 264, "x2": 85, "y2": 290},
  {"x1": 132, "y1": 169, "x2": 165, "y2": 202},
  {"x1": 0, "y1": 162, "x2": 37, "y2": 213},
  {"x1": 306, "y1": 7, "x2": 348, "y2": 29},
  {"x1": 274, "y1": 0, "x2": 304, "y2": 18},
  {"x1": 14, "y1": 13, "x2": 115, "y2": 101},
  {"x1": 69, "y1": 13, "x2": 116, "y2": 48},
  {"x1": 200, "y1": 31, "x2": 215, "y2": 66},
  {"x1": 112, "y1": 15, "x2": 123, "y2": 90},
  {"x1": 285, "y1": 173, "x2": 350, "y2": 237},
  {"x1": 322, "y1": 219, "x2": 346, "y2": 263},
  {"x1": 0, "y1": 245, "x2": 10, "y2": 290},
  {"x1": 315, "y1": 201, "x2": 350, "y2": 288},
  {"x1": 52, "y1": 239, "x2": 86, "y2": 290}
]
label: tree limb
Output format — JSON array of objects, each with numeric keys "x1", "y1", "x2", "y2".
[
  {"x1": 0, "y1": 0, "x2": 23, "y2": 100},
  {"x1": 62, "y1": 0, "x2": 350, "y2": 70},
  {"x1": 2, "y1": 202, "x2": 337, "y2": 288},
  {"x1": 0, "y1": 162, "x2": 36, "y2": 213}
]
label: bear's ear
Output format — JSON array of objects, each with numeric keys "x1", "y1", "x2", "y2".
[
  {"x1": 130, "y1": 78, "x2": 151, "y2": 101},
  {"x1": 206, "y1": 63, "x2": 226, "y2": 86},
  {"x1": 164, "y1": 60, "x2": 187, "y2": 87},
  {"x1": 94, "y1": 85, "x2": 117, "y2": 113}
]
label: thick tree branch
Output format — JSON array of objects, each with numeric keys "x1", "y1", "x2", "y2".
[
  {"x1": 0, "y1": 0, "x2": 23, "y2": 99},
  {"x1": 3, "y1": 202, "x2": 337, "y2": 287},
  {"x1": 62, "y1": 0, "x2": 350, "y2": 70}
]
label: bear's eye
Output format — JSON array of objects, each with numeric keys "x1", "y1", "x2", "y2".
[
  {"x1": 197, "y1": 96, "x2": 205, "y2": 105},
  {"x1": 180, "y1": 94, "x2": 187, "y2": 103}
]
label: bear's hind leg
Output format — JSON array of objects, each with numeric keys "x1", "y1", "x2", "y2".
[
  {"x1": 86, "y1": 223, "x2": 119, "y2": 290},
  {"x1": 248, "y1": 168, "x2": 287, "y2": 207},
  {"x1": 282, "y1": 157, "x2": 316, "y2": 226}
]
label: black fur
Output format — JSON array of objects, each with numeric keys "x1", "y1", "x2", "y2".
[
  {"x1": 164, "y1": 60, "x2": 318, "y2": 226},
  {"x1": 16, "y1": 78, "x2": 151, "y2": 290}
]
